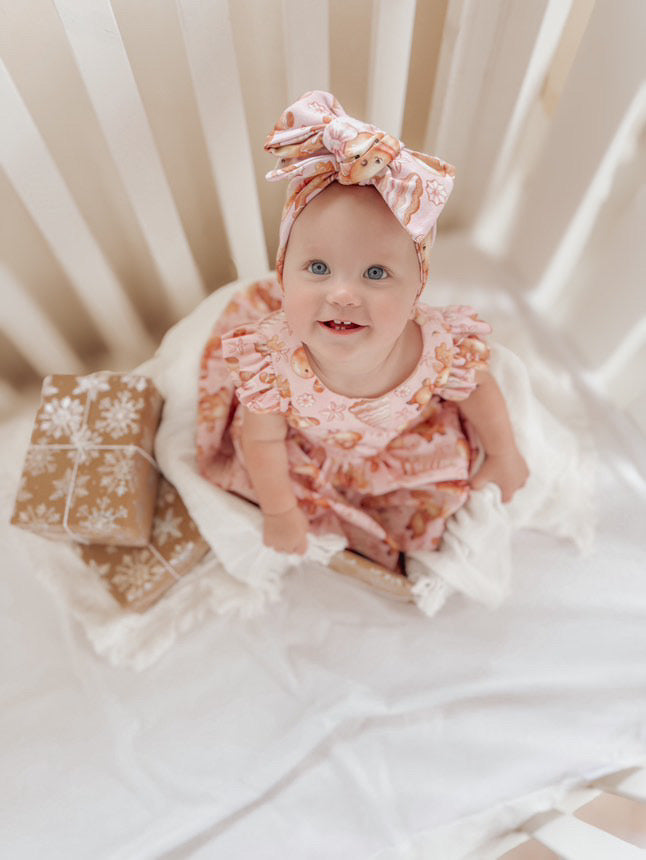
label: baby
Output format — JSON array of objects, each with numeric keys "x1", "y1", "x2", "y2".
[{"x1": 197, "y1": 90, "x2": 528, "y2": 579}]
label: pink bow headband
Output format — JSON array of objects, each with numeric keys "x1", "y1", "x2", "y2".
[{"x1": 264, "y1": 90, "x2": 456, "y2": 292}]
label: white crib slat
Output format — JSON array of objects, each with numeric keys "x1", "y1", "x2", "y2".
[
  {"x1": 424, "y1": 0, "x2": 500, "y2": 159},
  {"x1": 468, "y1": 829, "x2": 531, "y2": 859},
  {"x1": 594, "y1": 767, "x2": 646, "y2": 804},
  {"x1": 282, "y1": 0, "x2": 329, "y2": 103},
  {"x1": 176, "y1": 0, "x2": 269, "y2": 280},
  {"x1": 1, "y1": 266, "x2": 85, "y2": 377},
  {"x1": 1, "y1": 62, "x2": 155, "y2": 363},
  {"x1": 470, "y1": 0, "x2": 575, "y2": 245},
  {"x1": 366, "y1": 0, "x2": 416, "y2": 137},
  {"x1": 427, "y1": 0, "x2": 573, "y2": 228},
  {"x1": 52, "y1": 0, "x2": 205, "y2": 319},
  {"x1": 592, "y1": 318, "x2": 646, "y2": 407},
  {"x1": 524, "y1": 810, "x2": 645, "y2": 859},
  {"x1": 508, "y1": 0, "x2": 646, "y2": 308}
]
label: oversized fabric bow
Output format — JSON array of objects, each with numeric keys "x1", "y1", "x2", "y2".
[{"x1": 264, "y1": 90, "x2": 456, "y2": 291}]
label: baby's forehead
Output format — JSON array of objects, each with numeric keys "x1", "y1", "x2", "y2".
[{"x1": 293, "y1": 183, "x2": 410, "y2": 244}]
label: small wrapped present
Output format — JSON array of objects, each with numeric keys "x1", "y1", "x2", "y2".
[
  {"x1": 328, "y1": 551, "x2": 413, "y2": 602},
  {"x1": 77, "y1": 478, "x2": 210, "y2": 612},
  {"x1": 11, "y1": 372, "x2": 162, "y2": 546}
]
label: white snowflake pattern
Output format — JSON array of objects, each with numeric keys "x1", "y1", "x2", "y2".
[
  {"x1": 121, "y1": 373, "x2": 150, "y2": 392},
  {"x1": 15, "y1": 477, "x2": 33, "y2": 504},
  {"x1": 96, "y1": 392, "x2": 143, "y2": 438},
  {"x1": 111, "y1": 550, "x2": 167, "y2": 601},
  {"x1": 75, "y1": 497, "x2": 128, "y2": 536},
  {"x1": 97, "y1": 451, "x2": 136, "y2": 497},
  {"x1": 68, "y1": 426, "x2": 104, "y2": 463},
  {"x1": 152, "y1": 507, "x2": 183, "y2": 547},
  {"x1": 24, "y1": 446, "x2": 58, "y2": 476},
  {"x1": 41, "y1": 377, "x2": 59, "y2": 397},
  {"x1": 39, "y1": 396, "x2": 84, "y2": 439},
  {"x1": 73, "y1": 374, "x2": 111, "y2": 401},
  {"x1": 84, "y1": 558, "x2": 111, "y2": 577},
  {"x1": 50, "y1": 469, "x2": 90, "y2": 502},
  {"x1": 160, "y1": 484, "x2": 176, "y2": 506},
  {"x1": 295, "y1": 393, "x2": 316, "y2": 410},
  {"x1": 16, "y1": 503, "x2": 60, "y2": 529},
  {"x1": 168, "y1": 541, "x2": 196, "y2": 568},
  {"x1": 320, "y1": 401, "x2": 347, "y2": 422},
  {"x1": 426, "y1": 179, "x2": 448, "y2": 206}
]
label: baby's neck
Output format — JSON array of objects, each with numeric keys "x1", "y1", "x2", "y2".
[{"x1": 305, "y1": 319, "x2": 422, "y2": 399}]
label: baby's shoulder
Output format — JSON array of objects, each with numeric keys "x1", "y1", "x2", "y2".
[{"x1": 414, "y1": 301, "x2": 491, "y2": 338}]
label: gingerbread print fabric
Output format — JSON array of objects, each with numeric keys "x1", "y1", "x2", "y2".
[
  {"x1": 264, "y1": 90, "x2": 455, "y2": 290},
  {"x1": 197, "y1": 279, "x2": 491, "y2": 571}
]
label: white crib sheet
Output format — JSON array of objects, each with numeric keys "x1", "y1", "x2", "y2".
[{"x1": 2, "y1": 273, "x2": 645, "y2": 859}]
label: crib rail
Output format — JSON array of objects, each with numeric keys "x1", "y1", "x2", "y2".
[
  {"x1": 2, "y1": 0, "x2": 644, "y2": 430},
  {"x1": 474, "y1": 765, "x2": 646, "y2": 859}
]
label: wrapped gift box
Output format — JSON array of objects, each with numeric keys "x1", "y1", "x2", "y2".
[
  {"x1": 11, "y1": 372, "x2": 162, "y2": 546},
  {"x1": 77, "y1": 478, "x2": 210, "y2": 612},
  {"x1": 328, "y1": 550, "x2": 413, "y2": 602}
]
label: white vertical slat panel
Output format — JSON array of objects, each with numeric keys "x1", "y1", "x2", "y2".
[
  {"x1": 282, "y1": 0, "x2": 329, "y2": 103},
  {"x1": 466, "y1": 830, "x2": 531, "y2": 859},
  {"x1": 471, "y1": 0, "x2": 576, "y2": 249},
  {"x1": 524, "y1": 810, "x2": 645, "y2": 859},
  {"x1": 366, "y1": 0, "x2": 416, "y2": 136},
  {"x1": 1, "y1": 62, "x2": 155, "y2": 362},
  {"x1": 176, "y1": 0, "x2": 268, "y2": 279},
  {"x1": 1, "y1": 266, "x2": 84, "y2": 376},
  {"x1": 424, "y1": 0, "x2": 498, "y2": 160},
  {"x1": 53, "y1": 0, "x2": 205, "y2": 319},
  {"x1": 594, "y1": 767, "x2": 646, "y2": 804},
  {"x1": 568, "y1": 183, "x2": 646, "y2": 396},
  {"x1": 508, "y1": 0, "x2": 646, "y2": 309},
  {"x1": 426, "y1": 0, "x2": 572, "y2": 229}
]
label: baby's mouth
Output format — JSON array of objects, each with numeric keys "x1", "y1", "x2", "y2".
[{"x1": 320, "y1": 319, "x2": 365, "y2": 331}]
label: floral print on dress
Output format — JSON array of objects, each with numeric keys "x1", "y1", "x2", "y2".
[{"x1": 197, "y1": 278, "x2": 490, "y2": 570}]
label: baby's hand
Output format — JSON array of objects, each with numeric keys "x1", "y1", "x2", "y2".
[
  {"x1": 471, "y1": 447, "x2": 529, "y2": 503},
  {"x1": 263, "y1": 505, "x2": 309, "y2": 555}
]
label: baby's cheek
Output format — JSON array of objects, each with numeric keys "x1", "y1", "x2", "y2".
[
  {"x1": 374, "y1": 303, "x2": 412, "y2": 340},
  {"x1": 283, "y1": 293, "x2": 316, "y2": 334}
]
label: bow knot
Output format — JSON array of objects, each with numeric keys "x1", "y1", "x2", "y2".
[{"x1": 321, "y1": 117, "x2": 402, "y2": 185}]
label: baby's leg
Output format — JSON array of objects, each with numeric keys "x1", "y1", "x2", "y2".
[{"x1": 407, "y1": 484, "x2": 513, "y2": 617}]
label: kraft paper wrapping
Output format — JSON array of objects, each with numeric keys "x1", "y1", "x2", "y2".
[
  {"x1": 77, "y1": 478, "x2": 210, "y2": 612},
  {"x1": 11, "y1": 372, "x2": 162, "y2": 546}
]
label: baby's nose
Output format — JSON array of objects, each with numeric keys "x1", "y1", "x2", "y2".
[{"x1": 326, "y1": 282, "x2": 361, "y2": 306}]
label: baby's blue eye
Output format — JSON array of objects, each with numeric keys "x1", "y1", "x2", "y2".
[
  {"x1": 308, "y1": 261, "x2": 329, "y2": 275},
  {"x1": 365, "y1": 265, "x2": 387, "y2": 280}
]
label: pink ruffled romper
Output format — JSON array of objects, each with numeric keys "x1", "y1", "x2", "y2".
[{"x1": 197, "y1": 279, "x2": 491, "y2": 571}]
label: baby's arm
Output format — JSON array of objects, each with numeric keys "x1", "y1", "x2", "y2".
[
  {"x1": 240, "y1": 406, "x2": 309, "y2": 554},
  {"x1": 458, "y1": 370, "x2": 529, "y2": 502}
]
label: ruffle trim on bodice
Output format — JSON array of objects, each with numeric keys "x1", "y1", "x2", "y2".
[{"x1": 220, "y1": 322, "x2": 291, "y2": 414}]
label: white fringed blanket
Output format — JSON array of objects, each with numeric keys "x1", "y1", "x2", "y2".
[{"x1": 6, "y1": 275, "x2": 597, "y2": 670}]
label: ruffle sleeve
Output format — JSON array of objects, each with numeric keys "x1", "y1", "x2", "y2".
[
  {"x1": 220, "y1": 322, "x2": 290, "y2": 414},
  {"x1": 434, "y1": 305, "x2": 491, "y2": 402}
]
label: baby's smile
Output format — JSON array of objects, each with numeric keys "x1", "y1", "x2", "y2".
[{"x1": 319, "y1": 319, "x2": 366, "y2": 334}]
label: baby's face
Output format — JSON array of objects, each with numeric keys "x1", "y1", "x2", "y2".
[{"x1": 282, "y1": 184, "x2": 421, "y2": 368}]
